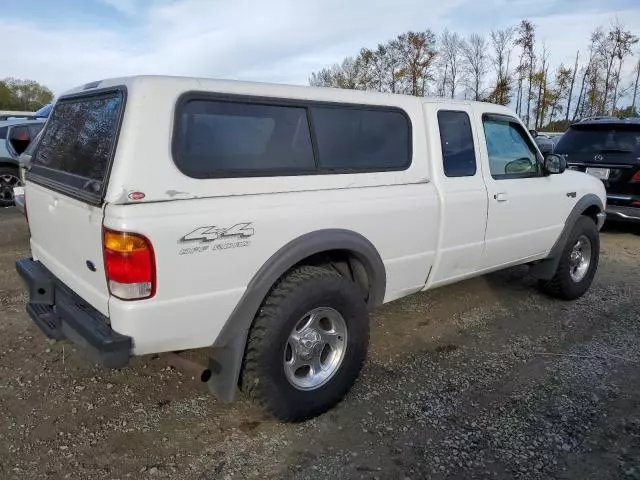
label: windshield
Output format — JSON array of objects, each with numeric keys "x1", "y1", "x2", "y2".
[{"x1": 555, "y1": 125, "x2": 640, "y2": 154}]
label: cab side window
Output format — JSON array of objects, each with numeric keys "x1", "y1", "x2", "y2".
[
  {"x1": 482, "y1": 116, "x2": 540, "y2": 179},
  {"x1": 438, "y1": 110, "x2": 477, "y2": 177}
]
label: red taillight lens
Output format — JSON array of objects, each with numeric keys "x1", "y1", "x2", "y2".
[
  {"x1": 631, "y1": 170, "x2": 640, "y2": 183},
  {"x1": 103, "y1": 228, "x2": 155, "y2": 300}
]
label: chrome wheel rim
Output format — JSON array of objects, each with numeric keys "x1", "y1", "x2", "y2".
[
  {"x1": 0, "y1": 173, "x2": 22, "y2": 207},
  {"x1": 569, "y1": 235, "x2": 592, "y2": 283},
  {"x1": 283, "y1": 307, "x2": 348, "y2": 391}
]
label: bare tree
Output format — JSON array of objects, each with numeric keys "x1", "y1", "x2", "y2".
[
  {"x1": 488, "y1": 27, "x2": 515, "y2": 105},
  {"x1": 573, "y1": 65, "x2": 588, "y2": 121},
  {"x1": 565, "y1": 51, "x2": 579, "y2": 122},
  {"x1": 611, "y1": 59, "x2": 624, "y2": 114},
  {"x1": 534, "y1": 44, "x2": 550, "y2": 129},
  {"x1": 515, "y1": 20, "x2": 536, "y2": 126},
  {"x1": 573, "y1": 31, "x2": 601, "y2": 120},
  {"x1": 309, "y1": 57, "x2": 363, "y2": 90},
  {"x1": 632, "y1": 59, "x2": 640, "y2": 115},
  {"x1": 461, "y1": 33, "x2": 489, "y2": 101},
  {"x1": 597, "y1": 22, "x2": 639, "y2": 113},
  {"x1": 440, "y1": 30, "x2": 463, "y2": 98},
  {"x1": 437, "y1": 64, "x2": 449, "y2": 97},
  {"x1": 382, "y1": 40, "x2": 403, "y2": 94}
]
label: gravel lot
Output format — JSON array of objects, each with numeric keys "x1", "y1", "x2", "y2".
[{"x1": 1, "y1": 207, "x2": 639, "y2": 480}]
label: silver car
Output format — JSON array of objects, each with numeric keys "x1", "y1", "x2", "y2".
[{"x1": 0, "y1": 119, "x2": 45, "y2": 207}]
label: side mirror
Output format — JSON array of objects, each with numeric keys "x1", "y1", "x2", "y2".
[
  {"x1": 543, "y1": 154, "x2": 567, "y2": 175},
  {"x1": 505, "y1": 157, "x2": 536, "y2": 174},
  {"x1": 529, "y1": 129, "x2": 538, "y2": 138}
]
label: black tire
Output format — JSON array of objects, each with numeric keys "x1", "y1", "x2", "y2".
[
  {"x1": 240, "y1": 265, "x2": 369, "y2": 421},
  {"x1": 0, "y1": 165, "x2": 22, "y2": 208},
  {"x1": 538, "y1": 215, "x2": 600, "y2": 300}
]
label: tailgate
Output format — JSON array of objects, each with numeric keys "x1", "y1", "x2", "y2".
[{"x1": 25, "y1": 89, "x2": 125, "y2": 316}]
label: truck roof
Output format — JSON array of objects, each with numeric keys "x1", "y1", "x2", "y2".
[{"x1": 60, "y1": 75, "x2": 513, "y2": 114}]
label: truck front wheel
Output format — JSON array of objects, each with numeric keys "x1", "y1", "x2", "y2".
[
  {"x1": 240, "y1": 265, "x2": 369, "y2": 421},
  {"x1": 539, "y1": 215, "x2": 600, "y2": 300}
]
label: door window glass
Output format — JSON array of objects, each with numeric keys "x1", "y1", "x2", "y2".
[{"x1": 483, "y1": 118, "x2": 539, "y2": 178}]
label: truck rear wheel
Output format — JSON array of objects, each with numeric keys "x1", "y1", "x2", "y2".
[
  {"x1": 539, "y1": 215, "x2": 600, "y2": 300},
  {"x1": 240, "y1": 265, "x2": 369, "y2": 421}
]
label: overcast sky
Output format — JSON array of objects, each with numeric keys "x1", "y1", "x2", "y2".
[{"x1": 2, "y1": 0, "x2": 640, "y2": 96}]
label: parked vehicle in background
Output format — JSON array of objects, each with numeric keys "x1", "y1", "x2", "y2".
[
  {"x1": 551, "y1": 133, "x2": 564, "y2": 148},
  {"x1": 529, "y1": 130, "x2": 556, "y2": 155},
  {"x1": 0, "y1": 104, "x2": 53, "y2": 122},
  {"x1": 0, "y1": 110, "x2": 35, "y2": 121},
  {"x1": 535, "y1": 135, "x2": 555, "y2": 155},
  {"x1": 13, "y1": 129, "x2": 45, "y2": 213},
  {"x1": 554, "y1": 118, "x2": 640, "y2": 222},
  {"x1": 16, "y1": 76, "x2": 606, "y2": 421},
  {"x1": 0, "y1": 119, "x2": 45, "y2": 207},
  {"x1": 33, "y1": 103, "x2": 53, "y2": 119}
]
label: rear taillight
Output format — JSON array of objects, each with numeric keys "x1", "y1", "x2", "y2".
[
  {"x1": 631, "y1": 170, "x2": 640, "y2": 183},
  {"x1": 103, "y1": 228, "x2": 155, "y2": 300}
]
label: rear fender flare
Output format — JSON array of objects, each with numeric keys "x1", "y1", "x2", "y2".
[{"x1": 205, "y1": 229, "x2": 386, "y2": 403}]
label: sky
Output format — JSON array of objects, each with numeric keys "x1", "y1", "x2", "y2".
[{"x1": 2, "y1": 0, "x2": 640, "y2": 98}]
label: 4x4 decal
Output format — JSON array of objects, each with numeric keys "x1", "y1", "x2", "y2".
[
  {"x1": 180, "y1": 223, "x2": 255, "y2": 243},
  {"x1": 178, "y1": 223, "x2": 254, "y2": 255}
]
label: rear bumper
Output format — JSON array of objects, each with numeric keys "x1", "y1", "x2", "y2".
[
  {"x1": 606, "y1": 205, "x2": 640, "y2": 222},
  {"x1": 15, "y1": 258, "x2": 132, "y2": 368}
]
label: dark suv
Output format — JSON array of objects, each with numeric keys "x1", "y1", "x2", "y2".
[{"x1": 554, "y1": 118, "x2": 640, "y2": 222}]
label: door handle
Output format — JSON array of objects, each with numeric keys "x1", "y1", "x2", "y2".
[{"x1": 494, "y1": 192, "x2": 508, "y2": 202}]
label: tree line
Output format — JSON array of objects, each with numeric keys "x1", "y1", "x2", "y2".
[
  {"x1": 0, "y1": 78, "x2": 54, "y2": 112},
  {"x1": 309, "y1": 20, "x2": 640, "y2": 131}
]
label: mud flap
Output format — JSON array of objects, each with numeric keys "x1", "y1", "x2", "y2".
[{"x1": 205, "y1": 333, "x2": 248, "y2": 403}]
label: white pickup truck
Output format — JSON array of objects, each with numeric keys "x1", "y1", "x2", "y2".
[{"x1": 16, "y1": 76, "x2": 606, "y2": 421}]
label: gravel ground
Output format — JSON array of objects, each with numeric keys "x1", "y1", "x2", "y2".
[{"x1": 0, "y1": 207, "x2": 639, "y2": 480}]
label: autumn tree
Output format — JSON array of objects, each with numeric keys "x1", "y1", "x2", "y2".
[{"x1": 396, "y1": 31, "x2": 438, "y2": 96}]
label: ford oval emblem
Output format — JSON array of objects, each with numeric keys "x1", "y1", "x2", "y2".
[{"x1": 128, "y1": 191, "x2": 146, "y2": 201}]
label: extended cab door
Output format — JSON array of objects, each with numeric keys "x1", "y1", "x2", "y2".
[
  {"x1": 475, "y1": 110, "x2": 569, "y2": 268},
  {"x1": 426, "y1": 105, "x2": 488, "y2": 287}
]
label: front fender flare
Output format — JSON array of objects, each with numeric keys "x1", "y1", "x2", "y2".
[{"x1": 530, "y1": 194, "x2": 604, "y2": 280}]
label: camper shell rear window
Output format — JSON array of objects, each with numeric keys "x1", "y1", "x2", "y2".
[{"x1": 29, "y1": 88, "x2": 126, "y2": 204}]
